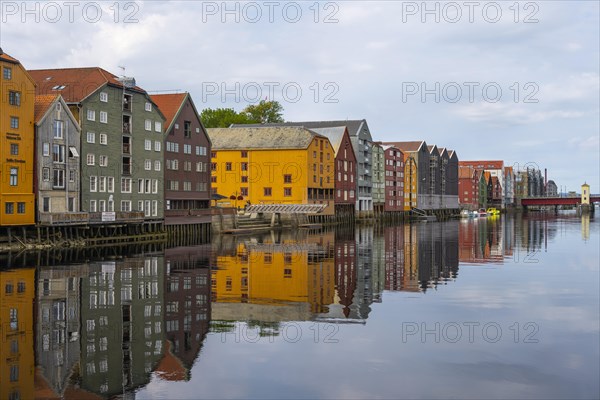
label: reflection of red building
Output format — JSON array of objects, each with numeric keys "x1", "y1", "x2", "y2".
[
  {"x1": 384, "y1": 225, "x2": 405, "y2": 290},
  {"x1": 159, "y1": 246, "x2": 211, "y2": 381},
  {"x1": 334, "y1": 237, "x2": 357, "y2": 318},
  {"x1": 381, "y1": 145, "x2": 404, "y2": 212},
  {"x1": 459, "y1": 220, "x2": 504, "y2": 264}
]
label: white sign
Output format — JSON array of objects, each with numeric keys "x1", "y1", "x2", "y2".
[{"x1": 102, "y1": 212, "x2": 116, "y2": 222}]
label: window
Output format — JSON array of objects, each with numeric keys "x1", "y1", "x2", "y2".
[
  {"x1": 10, "y1": 143, "x2": 18, "y2": 155},
  {"x1": 155, "y1": 160, "x2": 161, "y2": 171},
  {"x1": 121, "y1": 201, "x2": 132, "y2": 212},
  {"x1": 69, "y1": 170, "x2": 76, "y2": 182},
  {"x1": 184, "y1": 144, "x2": 192, "y2": 154},
  {"x1": 264, "y1": 187, "x2": 272, "y2": 196},
  {"x1": 87, "y1": 109, "x2": 95, "y2": 121},
  {"x1": 107, "y1": 176, "x2": 114, "y2": 192},
  {"x1": 241, "y1": 162, "x2": 248, "y2": 171},
  {"x1": 89, "y1": 200, "x2": 97, "y2": 212},
  {"x1": 183, "y1": 181, "x2": 192, "y2": 191},
  {"x1": 184, "y1": 121, "x2": 192, "y2": 137},
  {"x1": 5, "y1": 202, "x2": 14, "y2": 214},
  {"x1": 241, "y1": 176, "x2": 248, "y2": 183},
  {"x1": 211, "y1": 151, "x2": 217, "y2": 158},
  {"x1": 43, "y1": 197, "x2": 50, "y2": 212},
  {"x1": 53, "y1": 145, "x2": 65, "y2": 163},
  {"x1": 145, "y1": 119, "x2": 152, "y2": 131},
  {"x1": 87, "y1": 132, "x2": 95, "y2": 143},
  {"x1": 8, "y1": 91, "x2": 20, "y2": 106},
  {"x1": 16, "y1": 203, "x2": 25, "y2": 214},
  {"x1": 68, "y1": 146, "x2": 79, "y2": 158},
  {"x1": 53, "y1": 120, "x2": 64, "y2": 138},
  {"x1": 9, "y1": 168, "x2": 18, "y2": 186},
  {"x1": 10, "y1": 116, "x2": 18, "y2": 129},
  {"x1": 241, "y1": 187, "x2": 248, "y2": 196},
  {"x1": 100, "y1": 92, "x2": 108, "y2": 102},
  {"x1": 145, "y1": 140, "x2": 151, "y2": 150},
  {"x1": 284, "y1": 188, "x2": 292, "y2": 196},
  {"x1": 155, "y1": 121, "x2": 161, "y2": 132},
  {"x1": 155, "y1": 141, "x2": 161, "y2": 152},
  {"x1": 86, "y1": 153, "x2": 95, "y2": 165},
  {"x1": 89, "y1": 176, "x2": 97, "y2": 192},
  {"x1": 121, "y1": 178, "x2": 132, "y2": 193},
  {"x1": 145, "y1": 102, "x2": 152, "y2": 111},
  {"x1": 3, "y1": 67, "x2": 12, "y2": 80},
  {"x1": 43, "y1": 142, "x2": 50, "y2": 156},
  {"x1": 226, "y1": 162, "x2": 232, "y2": 171},
  {"x1": 99, "y1": 155, "x2": 108, "y2": 167},
  {"x1": 99, "y1": 133, "x2": 107, "y2": 145},
  {"x1": 284, "y1": 174, "x2": 292, "y2": 183},
  {"x1": 100, "y1": 111, "x2": 108, "y2": 123},
  {"x1": 53, "y1": 170, "x2": 65, "y2": 188},
  {"x1": 241, "y1": 150, "x2": 248, "y2": 158},
  {"x1": 42, "y1": 168, "x2": 50, "y2": 181},
  {"x1": 184, "y1": 161, "x2": 192, "y2": 171},
  {"x1": 152, "y1": 179, "x2": 158, "y2": 193},
  {"x1": 98, "y1": 176, "x2": 106, "y2": 192},
  {"x1": 145, "y1": 159, "x2": 151, "y2": 170}
]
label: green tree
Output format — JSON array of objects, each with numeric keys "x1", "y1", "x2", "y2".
[
  {"x1": 243, "y1": 100, "x2": 284, "y2": 124},
  {"x1": 200, "y1": 107, "x2": 254, "y2": 128}
]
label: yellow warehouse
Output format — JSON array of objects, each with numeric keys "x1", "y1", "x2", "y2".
[{"x1": 208, "y1": 127, "x2": 336, "y2": 215}]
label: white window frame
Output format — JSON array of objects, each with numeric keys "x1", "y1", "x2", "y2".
[
  {"x1": 100, "y1": 92, "x2": 108, "y2": 102},
  {"x1": 87, "y1": 109, "x2": 96, "y2": 121},
  {"x1": 155, "y1": 121, "x2": 161, "y2": 132},
  {"x1": 145, "y1": 139, "x2": 151, "y2": 151},
  {"x1": 145, "y1": 102, "x2": 152, "y2": 112},
  {"x1": 90, "y1": 176, "x2": 97, "y2": 192},
  {"x1": 87, "y1": 132, "x2": 95, "y2": 143},
  {"x1": 145, "y1": 119, "x2": 152, "y2": 131},
  {"x1": 87, "y1": 153, "x2": 95, "y2": 166},
  {"x1": 154, "y1": 160, "x2": 161, "y2": 171},
  {"x1": 144, "y1": 159, "x2": 151, "y2": 170},
  {"x1": 154, "y1": 141, "x2": 161, "y2": 152},
  {"x1": 99, "y1": 133, "x2": 107, "y2": 145},
  {"x1": 99, "y1": 111, "x2": 108, "y2": 123},
  {"x1": 99, "y1": 155, "x2": 108, "y2": 167}
]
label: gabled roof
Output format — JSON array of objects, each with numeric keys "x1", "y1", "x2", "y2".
[
  {"x1": 383, "y1": 141, "x2": 426, "y2": 152},
  {"x1": 34, "y1": 94, "x2": 81, "y2": 130},
  {"x1": 34, "y1": 94, "x2": 59, "y2": 123},
  {"x1": 427, "y1": 144, "x2": 439, "y2": 156},
  {"x1": 458, "y1": 165, "x2": 475, "y2": 179},
  {"x1": 438, "y1": 147, "x2": 449, "y2": 159},
  {"x1": 28, "y1": 67, "x2": 146, "y2": 103},
  {"x1": 504, "y1": 166, "x2": 514, "y2": 175},
  {"x1": 154, "y1": 341, "x2": 189, "y2": 382},
  {"x1": 150, "y1": 92, "x2": 188, "y2": 132},
  {"x1": 0, "y1": 50, "x2": 19, "y2": 64},
  {"x1": 232, "y1": 119, "x2": 371, "y2": 140},
  {"x1": 308, "y1": 126, "x2": 351, "y2": 156},
  {"x1": 208, "y1": 126, "x2": 326, "y2": 150},
  {"x1": 447, "y1": 149, "x2": 458, "y2": 160}
]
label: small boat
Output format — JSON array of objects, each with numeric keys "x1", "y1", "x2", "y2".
[
  {"x1": 471, "y1": 210, "x2": 479, "y2": 218},
  {"x1": 460, "y1": 210, "x2": 471, "y2": 218},
  {"x1": 478, "y1": 208, "x2": 487, "y2": 217},
  {"x1": 486, "y1": 207, "x2": 500, "y2": 216}
]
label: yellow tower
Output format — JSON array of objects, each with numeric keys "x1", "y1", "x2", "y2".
[
  {"x1": 0, "y1": 49, "x2": 36, "y2": 226},
  {"x1": 581, "y1": 182, "x2": 590, "y2": 205}
]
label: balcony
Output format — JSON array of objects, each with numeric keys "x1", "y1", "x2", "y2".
[
  {"x1": 123, "y1": 123, "x2": 131, "y2": 134},
  {"x1": 122, "y1": 143, "x2": 131, "y2": 154},
  {"x1": 39, "y1": 212, "x2": 89, "y2": 225}
]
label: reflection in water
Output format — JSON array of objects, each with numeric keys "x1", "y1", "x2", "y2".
[{"x1": 0, "y1": 213, "x2": 595, "y2": 398}]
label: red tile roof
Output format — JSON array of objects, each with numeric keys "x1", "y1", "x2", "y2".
[
  {"x1": 0, "y1": 51, "x2": 19, "y2": 64},
  {"x1": 460, "y1": 160, "x2": 504, "y2": 170},
  {"x1": 459, "y1": 165, "x2": 475, "y2": 179},
  {"x1": 383, "y1": 141, "x2": 425, "y2": 152},
  {"x1": 28, "y1": 67, "x2": 145, "y2": 103},
  {"x1": 34, "y1": 94, "x2": 59, "y2": 123},
  {"x1": 150, "y1": 93, "x2": 187, "y2": 131}
]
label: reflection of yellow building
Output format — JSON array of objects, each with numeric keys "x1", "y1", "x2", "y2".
[
  {"x1": 403, "y1": 154, "x2": 418, "y2": 211},
  {"x1": 212, "y1": 239, "x2": 334, "y2": 313},
  {"x1": 0, "y1": 268, "x2": 35, "y2": 400},
  {"x1": 403, "y1": 224, "x2": 419, "y2": 291},
  {"x1": 208, "y1": 127, "x2": 336, "y2": 214},
  {"x1": 0, "y1": 50, "x2": 36, "y2": 225}
]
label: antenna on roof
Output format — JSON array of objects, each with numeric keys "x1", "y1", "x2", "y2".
[{"x1": 116, "y1": 65, "x2": 136, "y2": 88}]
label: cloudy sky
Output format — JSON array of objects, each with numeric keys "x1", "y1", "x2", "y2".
[{"x1": 1, "y1": 0, "x2": 598, "y2": 191}]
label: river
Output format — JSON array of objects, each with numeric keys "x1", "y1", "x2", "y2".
[{"x1": 1, "y1": 213, "x2": 598, "y2": 399}]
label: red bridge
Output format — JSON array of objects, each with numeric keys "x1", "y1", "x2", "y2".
[{"x1": 521, "y1": 196, "x2": 600, "y2": 206}]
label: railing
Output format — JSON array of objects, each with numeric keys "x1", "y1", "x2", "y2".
[
  {"x1": 122, "y1": 143, "x2": 131, "y2": 154},
  {"x1": 123, "y1": 123, "x2": 131, "y2": 134},
  {"x1": 165, "y1": 208, "x2": 226, "y2": 217},
  {"x1": 39, "y1": 212, "x2": 89, "y2": 225},
  {"x1": 89, "y1": 211, "x2": 145, "y2": 223}
]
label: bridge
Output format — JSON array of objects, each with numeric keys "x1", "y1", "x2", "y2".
[{"x1": 521, "y1": 196, "x2": 600, "y2": 206}]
